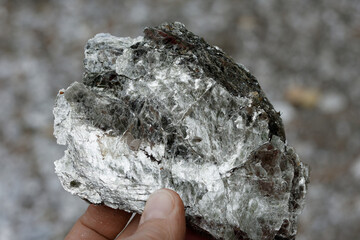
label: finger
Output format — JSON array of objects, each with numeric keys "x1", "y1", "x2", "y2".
[
  {"x1": 66, "y1": 204, "x2": 132, "y2": 240},
  {"x1": 123, "y1": 189, "x2": 186, "y2": 240},
  {"x1": 116, "y1": 214, "x2": 141, "y2": 239}
]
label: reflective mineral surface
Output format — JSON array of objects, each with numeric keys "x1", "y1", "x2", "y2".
[{"x1": 54, "y1": 22, "x2": 309, "y2": 240}]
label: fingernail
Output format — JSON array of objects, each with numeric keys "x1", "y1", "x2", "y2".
[{"x1": 140, "y1": 189, "x2": 175, "y2": 225}]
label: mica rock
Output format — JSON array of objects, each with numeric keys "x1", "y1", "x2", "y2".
[{"x1": 53, "y1": 22, "x2": 309, "y2": 240}]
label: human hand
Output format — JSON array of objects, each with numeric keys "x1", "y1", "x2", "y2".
[{"x1": 65, "y1": 189, "x2": 211, "y2": 240}]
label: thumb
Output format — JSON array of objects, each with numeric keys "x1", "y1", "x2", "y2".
[{"x1": 126, "y1": 189, "x2": 186, "y2": 240}]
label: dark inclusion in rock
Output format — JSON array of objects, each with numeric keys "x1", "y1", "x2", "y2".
[{"x1": 54, "y1": 22, "x2": 309, "y2": 240}]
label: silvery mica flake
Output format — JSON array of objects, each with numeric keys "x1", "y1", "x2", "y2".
[{"x1": 54, "y1": 22, "x2": 309, "y2": 240}]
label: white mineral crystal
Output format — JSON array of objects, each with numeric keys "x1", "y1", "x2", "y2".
[{"x1": 54, "y1": 22, "x2": 309, "y2": 240}]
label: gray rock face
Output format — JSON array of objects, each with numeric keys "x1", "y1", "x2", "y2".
[{"x1": 54, "y1": 22, "x2": 309, "y2": 240}]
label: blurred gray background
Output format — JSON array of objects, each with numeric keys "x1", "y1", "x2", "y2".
[{"x1": 1, "y1": 0, "x2": 359, "y2": 239}]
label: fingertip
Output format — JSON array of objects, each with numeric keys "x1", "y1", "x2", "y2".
[
  {"x1": 123, "y1": 189, "x2": 186, "y2": 240},
  {"x1": 163, "y1": 188, "x2": 185, "y2": 210},
  {"x1": 140, "y1": 189, "x2": 185, "y2": 225}
]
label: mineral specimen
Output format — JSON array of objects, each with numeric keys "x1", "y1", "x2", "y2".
[{"x1": 54, "y1": 22, "x2": 309, "y2": 240}]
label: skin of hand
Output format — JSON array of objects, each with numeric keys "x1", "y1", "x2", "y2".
[{"x1": 65, "y1": 189, "x2": 211, "y2": 240}]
